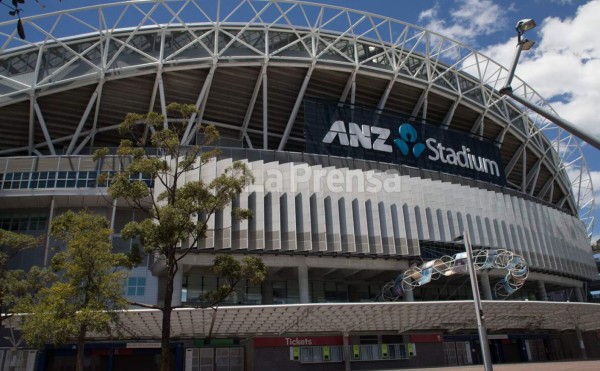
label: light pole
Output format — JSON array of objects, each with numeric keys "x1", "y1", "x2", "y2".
[
  {"x1": 498, "y1": 19, "x2": 600, "y2": 150},
  {"x1": 454, "y1": 233, "x2": 493, "y2": 371}
]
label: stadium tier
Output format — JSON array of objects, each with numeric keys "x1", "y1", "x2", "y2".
[{"x1": 0, "y1": 1, "x2": 598, "y2": 370}]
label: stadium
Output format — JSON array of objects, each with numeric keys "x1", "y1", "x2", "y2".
[{"x1": 0, "y1": 0, "x2": 599, "y2": 370}]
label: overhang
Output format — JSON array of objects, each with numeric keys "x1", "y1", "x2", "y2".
[{"x1": 5, "y1": 301, "x2": 599, "y2": 340}]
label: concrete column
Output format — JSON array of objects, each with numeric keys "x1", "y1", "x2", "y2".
[
  {"x1": 574, "y1": 287, "x2": 584, "y2": 302},
  {"x1": 172, "y1": 266, "x2": 184, "y2": 306},
  {"x1": 576, "y1": 326, "x2": 588, "y2": 360},
  {"x1": 43, "y1": 197, "x2": 56, "y2": 267},
  {"x1": 403, "y1": 289, "x2": 414, "y2": 302},
  {"x1": 261, "y1": 281, "x2": 273, "y2": 304},
  {"x1": 109, "y1": 198, "x2": 118, "y2": 231},
  {"x1": 298, "y1": 264, "x2": 310, "y2": 303},
  {"x1": 342, "y1": 332, "x2": 351, "y2": 371},
  {"x1": 479, "y1": 272, "x2": 493, "y2": 300},
  {"x1": 536, "y1": 280, "x2": 548, "y2": 301}
]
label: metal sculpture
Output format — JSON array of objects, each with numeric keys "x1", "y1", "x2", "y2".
[{"x1": 379, "y1": 249, "x2": 528, "y2": 301}]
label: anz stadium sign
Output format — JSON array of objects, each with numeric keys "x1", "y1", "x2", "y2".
[{"x1": 304, "y1": 99, "x2": 506, "y2": 186}]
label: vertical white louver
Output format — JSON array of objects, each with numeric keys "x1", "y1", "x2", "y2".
[{"x1": 167, "y1": 157, "x2": 592, "y2": 278}]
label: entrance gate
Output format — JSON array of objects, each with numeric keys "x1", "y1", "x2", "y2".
[{"x1": 185, "y1": 347, "x2": 244, "y2": 371}]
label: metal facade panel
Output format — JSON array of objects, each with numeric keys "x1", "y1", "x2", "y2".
[
  {"x1": 279, "y1": 163, "x2": 297, "y2": 251},
  {"x1": 295, "y1": 163, "x2": 312, "y2": 252},
  {"x1": 248, "y1": 160, "x2": 265, "y2": 250},
  {"x1": 263, "y1": 161, "x2": 281, "y2": 251},
  {"x1": 215, "y1": 158, "x2": 233, "y2": 249}
]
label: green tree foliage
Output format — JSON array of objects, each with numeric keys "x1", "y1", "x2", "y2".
[
  {"x1": 94, "y1": 102, "x2": 260, "y2": 371},
  {"x1": 203, "y1": 255, "x2": 267, "y2": 339},
  {"x1": 0, "y1": 229, "x2": 46, "y2": 331},
  {"x1": 18, "y1": 210, "x2": 130, "y2": 371}
]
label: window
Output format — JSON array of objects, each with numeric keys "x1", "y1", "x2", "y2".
[
  {"x1": 125, "y1": 277, "x2": 146, "y2": 296},
  {"x1": 298, "y1": 346, "x2": 343, "y2": 363},
  {"x1": 1, "y1": 170, "x2": 151, "y2": 190},
  {"x1": 0, "y1": 216, "x2": 47, "y2": 231},
  {"x1": 355, "y1": 344, "x2": 408, "y2": 361}
]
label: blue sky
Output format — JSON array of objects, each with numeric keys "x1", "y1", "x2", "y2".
[{"x1": 5, "y1": 0, "x2": 600, "y2": 241}]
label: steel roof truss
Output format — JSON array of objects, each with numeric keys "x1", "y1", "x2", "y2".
[
  {"x1": 182, "y1": 62, "x2": 217, "y2": 145},
  {"x1": 240, "y1": 62, "x2": 267, "y2": 141},
  {"x1": 105, "y1": 2, "x2": 161, "y2": 69},
  {"x1": 278, "y1": 63, "x2": 314, "y2": 151},
  {"x1": 66, "y1": 85, "x2": 100, "y2": 155},
  {"x1": 33, "y1": 100, "x2": 56, "y2": 155}
]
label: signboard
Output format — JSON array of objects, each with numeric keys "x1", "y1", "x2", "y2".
[
  {"x1": 126, "y1": 342, "x2": 161, "y2": 349},
  {"x1": 304, "y1": 99, "x2": 506, "y2": 186},
  {"x1": 253, "y1": 336, "x2": 343, "y2": 347},
  {"x1": 409, "y1": 334, "x2": 443, "y2": 343}
]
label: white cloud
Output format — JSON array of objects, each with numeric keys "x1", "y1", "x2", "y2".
[
  {"x1": 479, "y1": 0, "x2": 600, "y2": 137},
  {"x1": 418, "y1": 0, "x2": 508, "y2": 45},
  {"x1": 548, "y1": 0, "x2": 574, "y2": 5},
  {"x1": 589, "y1": 170, "x2": 600, "y2": 241}
]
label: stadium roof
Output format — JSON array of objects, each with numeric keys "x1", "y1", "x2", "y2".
[
  {"x1": 0, "y1": 0, "x2": 594, "y2": 233},
  {"x1": 5, "y1": 301, "x2": 600, "y2": 339}
]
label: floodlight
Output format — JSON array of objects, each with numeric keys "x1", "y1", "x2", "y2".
[
  {"x1": 516, "y1": 19, "x2": 536, "y2": 34},
  {"x1": 521, "y1": 39, "x2": 535, "y2": 51},
  {"x1": 499, "y1": 17, "x2": 600, "y2": 150}
]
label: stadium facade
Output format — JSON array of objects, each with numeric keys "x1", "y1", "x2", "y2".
[{"x1": 0, "y1": 1, "x2": 599, "y2": 370}]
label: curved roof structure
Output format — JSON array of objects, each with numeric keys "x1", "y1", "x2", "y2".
[
  {"x1": 5, "y1": 301, "x2": 600, "y2": 339},
  {"x1": 0, "y1": 0, "x2": 594, "y2": 233}
]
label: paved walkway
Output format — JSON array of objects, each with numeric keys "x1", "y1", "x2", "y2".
[{"x1": 398, "y1": 360, "x2": 600, "y2": 370}]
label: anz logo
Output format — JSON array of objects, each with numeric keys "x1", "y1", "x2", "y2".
[
  {"x1": 393, "y1": 123, "x2": 425, "y2": 158},
  {"x1": 322, "y1": 120, "x2": 501, "y2": 177},
  {"x1": 321, "y1": 121, "x2": 392, "y2": 153}
]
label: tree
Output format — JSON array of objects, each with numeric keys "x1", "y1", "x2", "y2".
[
  {"x1": 94, "y1": 102, "x2": 258, "y2": 371},
  {"x1": 203, "y1": 255, "x2": 267, "y2": 340},
  {"x1": 18, "y1": 210, "x2": 130, "y2": 371},
  {"x1": 0, "y1": 229, "x2": 42, "y2": 332}
]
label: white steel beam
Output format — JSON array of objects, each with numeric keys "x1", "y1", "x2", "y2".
[
  {"x1": 158, "y1": 73, "x2": 168, "y2": 128},
  {"x1": 339, "y1": 68, "x2": 357, "y2": 104},
  {"x1": 33, "y1": 101, "x2": 56, "y2": 155},
  {"x1": 28, "y1": 97, "x2": 35, "y2": 155},
  {"x1": 262, "y1": 66, "x2": 269, "y2": 149},
  {"x1": 410, "y1": 88, "x2": 428, "y2": 120},
  {"x1": 240, "y1": 63, "x2": 267, "y2": 142},
  {"x1": 441, "y1": 99, "x2": 460, "y2": 129},
  {"x1": 504, "y1": 142, "x2": 526, "y2": 177},
  {"x1": 182, "y1": 62, "x2": 217, "y2": 144},
  {"x1": 66, "y1": 85, "x2": 100, "y2": 154},
  {"x1": 278, "y1": 63, "x2": 314, "y2": 151}
]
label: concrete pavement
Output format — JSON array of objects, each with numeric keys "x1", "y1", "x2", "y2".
[{"x1": 397, "y1": 360, "x2": 600, "y2": 370}]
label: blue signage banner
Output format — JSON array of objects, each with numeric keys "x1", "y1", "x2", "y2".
[{"x1": 304, "y1": 99, "x2": 506, "y2": 186}]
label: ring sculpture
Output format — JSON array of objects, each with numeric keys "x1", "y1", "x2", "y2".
[{"x1": 378, "y1": 249, "x2": 528, "y2": 301}]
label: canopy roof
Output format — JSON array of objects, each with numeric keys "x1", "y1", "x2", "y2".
[{"x1": 6, "y1": 301, "x2": 599, "y2": 340}]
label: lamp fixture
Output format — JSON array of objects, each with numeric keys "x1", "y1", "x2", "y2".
[{"x1": 498, "y1": 18, "x2": 600, "y2": 150}]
